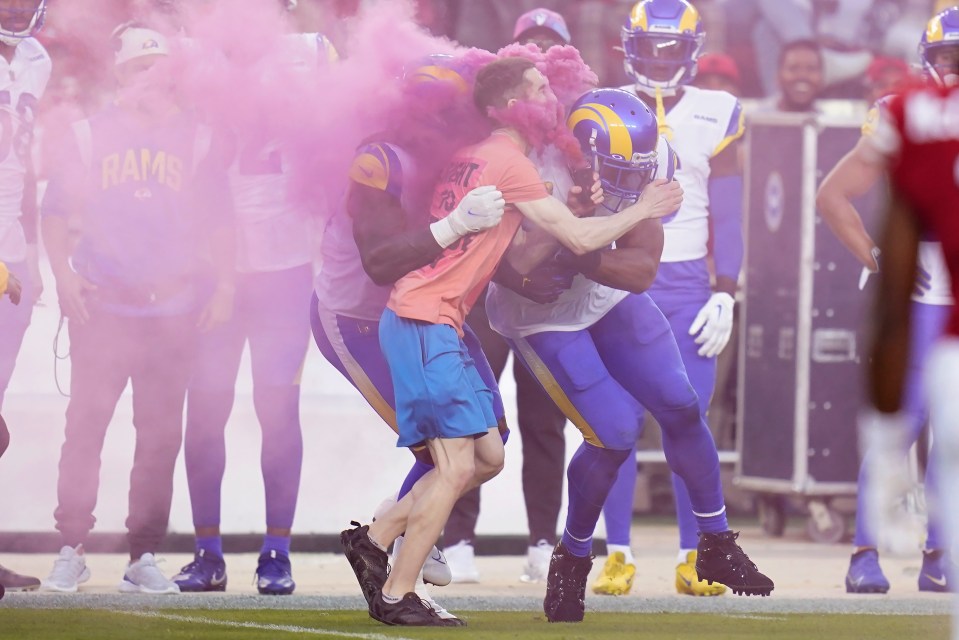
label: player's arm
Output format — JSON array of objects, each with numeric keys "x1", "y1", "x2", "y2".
[
  {"x1": 815, "y1": 135, "x2": 882, "y2": 271},
  {"x1": 350, "y1": 184, "x2": 446, "y2": 286},
  {"x1": 708, "y1": 138, "x2": 744, "y2": 296},
  {"x1": 566, "y1": 218, "x2": 665, "y2": 294},
  {"x1": 868, "y1": 184, "x2": 920, "y2": 414},
  {"x1": 512, "y1": 179, "x2": 682, "y2": 264}
]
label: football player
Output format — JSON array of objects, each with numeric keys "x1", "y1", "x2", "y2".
[
  {"x1": 594, "y1": 0, "x2": 746, "y2": 597},
  {"x1": 487, "y1": 88, "x2": 771, "y2": 622},
  {"x1": 815, "y1": 8, "x2": 956, "y2": 593}
]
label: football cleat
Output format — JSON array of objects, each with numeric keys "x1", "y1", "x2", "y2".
[
  {"x1": 918, "y1": 549, "x2": 950, "y2": 593},
  {"x1": 591, "y1": 552, "x2": 635, "y2": 596},
  {"x1": 415, "y1": 582, "x2": 465, "y2": 625},
  {"x1": 543, "y1": 542, "x2": 593, "y2": 623},
  {"x1": 172, "y1": 549, "x2": 227, "y2": 592},
  {"x1": 676, "y1": 551, "x2": 726, "y2": 596},
  {"x1": 845, "y1": 548, "x2": 890, "y2": 594},
  {"x1": 341, "y1": 521, "x2": 390, "y2": 606},
  {"x1": 255, "y1": 550, "x2": 295, "y2": 595},
  {"x1": 369, "y1": 592, "x2": 463, "y2": 627},
  {"x1": 696, "y1": 531, "x2": 773, "y2": 596}
]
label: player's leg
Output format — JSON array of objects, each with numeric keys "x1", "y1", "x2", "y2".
[
  {"x1": 0, "y1": 259, "x2": 35, "y2": 410},
  {"x1": 514, "y1": 355, "x2": 568, "y2": 583},
  {"x1": 176, "y1": 288, "x2": 244, "y2": 593},
  {"x1": 125, "y1": 312, "x2": 197, "y2": 594},
  {"x1": 247, "y1": 264, "x2": 313, "y2": 595},
  {"x1": 43, "y1": 308, "x2": 132, "y2": 592},
  {"x1": 511, "y1": 329, "x2": 638, "y2": 622},
  {"x1": 926, "y1": 338, "x2": 959, "y2": 638},
  {"x1": 595, "y1": 294, "x2": 772, "y2": 596},
  {"x1": 594, "y1": 442, "x2": 638, "y2": 595},
  {"x1": 649, "y1": 274, "x2": 727, "y2": 596}
]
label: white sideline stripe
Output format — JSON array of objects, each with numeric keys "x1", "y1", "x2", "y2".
[
  {"x1": 722, "y1": 614, "x2": 789, "y2": 621},
  {"x1": 113, "y1": 610, "x2": 417, "y2": 640}
]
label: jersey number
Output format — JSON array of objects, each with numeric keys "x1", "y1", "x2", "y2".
[{"x1": 0, "y1": 91, "x2": 37, "y2": 164}]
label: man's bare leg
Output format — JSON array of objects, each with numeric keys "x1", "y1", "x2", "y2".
[{"x1": 382, "y1": 436, "x2": 475, "y2": 598}]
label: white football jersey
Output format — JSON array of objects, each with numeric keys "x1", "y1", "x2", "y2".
[
  {"x1": 0, "y1": 38, "x2": 49, "y2": 263},
  {"x1": 487, "y1": 139, "x2": 675, "y2": 338},
  {"x1": 621, "y1": 84, "x2": 743, "y2": 263},
  {"x1": 229, "y1": 33, "x2": 336, "y2": 273}
]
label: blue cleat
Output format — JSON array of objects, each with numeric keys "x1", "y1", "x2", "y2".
[
  {"x1": 256, "y1": 550, "x2": 295, "y2": 595},
  {"x1": 172, "y1": 549, "x2": 227, "y2": 592},
  {"x1": 918, "y1": 550, "x2": 950, "y2": 593},
  {"x1": 845, "y1": 549, "x2": 889, "y2": 594}
]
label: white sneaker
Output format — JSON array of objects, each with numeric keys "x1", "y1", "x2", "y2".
[
  {"x1": 392, "y1": 535, "x2": 452, "y2": 587},
  {"x1": 41, "y1": 545, "x2": 91, "y2": 592},
  {"x1": 415, "y1": 580, "x2": 463, "y2": 623},
  {"x1": 119, "y1": 553, "x2": 180, "y2": 594},
  {"x1": 520, "y1": 539, "x2": 553, "y2": 583},
  {"x1": 443, "y1": 540, "x2": 479, "y2": 583}
]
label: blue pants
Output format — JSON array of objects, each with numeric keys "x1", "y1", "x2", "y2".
[
  {"x1": 184, "y1": 264, "x2": 312, "y2": 531},
  {"x1": 512, "y1": 293, "x2": 725, "y2": 547},
  {"x1": 602, "y1": 260, "x2": 715, "y2": 549},
  {"x1": 0, "y1": 259, "x2": 36, "y2": 410},
  {"x1": 854, "y1": 300, "x2": 950, "y2": 548}
]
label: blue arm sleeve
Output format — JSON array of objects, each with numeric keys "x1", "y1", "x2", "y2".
[{"x1": 708, "y1": 174, "x2": 744, "y2": 282}]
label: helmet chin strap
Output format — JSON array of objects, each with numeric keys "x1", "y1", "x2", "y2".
[{"x1": 0, "y1": 34, "x2": 22, "y2": 47}]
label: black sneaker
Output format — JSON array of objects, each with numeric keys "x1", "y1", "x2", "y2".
[
  {"x1": 0, "y1": 565, "x2": 39, "y2": 592},
  {"x1": 543, "y1": 542, "x2": 593, "y2": 623},
  {"x1": 369, "y1": 592, "x2": 463, "y2": 627},
  {"x1": 696, "y1": 531, "x2": 774, "y2": 596},
  {"x1": 340, "y1": 521, "x2": 389, "y2": 606}
]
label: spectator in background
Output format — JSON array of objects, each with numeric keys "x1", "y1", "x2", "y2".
[
  {"x1": 769, "y1": 38, "x2": 824, "y2": 113},
  {"x1": 0, "y1": 0, "x2": 51, "y2": 412},
  {"x1": 693, "y1": 51, "x2": 741, "y2": 96},
  {"x1": 442, "y1": 6, "x2": 572, "y2": 586},
  {"x1": 39, "y1": 24, "x2": 235, "y2": 594},
  {"x1": 864, "y1": 56, "x2": 911, "y2": 105}
]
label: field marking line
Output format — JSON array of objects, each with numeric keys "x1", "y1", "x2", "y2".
[
  {"x1": 112, "y1": 609, "x2": 417, "y2": 640},
  {"x1": 721, "y1": 614, "x2": 789, "y2": 621}
]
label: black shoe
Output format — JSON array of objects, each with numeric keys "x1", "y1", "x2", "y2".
[
  {"x1": 0, "y1": 565, "x2": 40, "y2": 592},
  {"x1": 696, "y1": 531, "x2": 774, "y2": 596},
  {"x1": 340, "y1": 521, "x2": 389, "y2": 606},
  {"x1": 369, "y1": 592, "x2": 463, "y2": 627},
  {"x1": 543, "y1": 542, "x2": 593, "y2": 623}
]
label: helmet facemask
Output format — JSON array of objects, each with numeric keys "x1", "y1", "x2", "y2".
[
  {"x1": 582, "y1": 129, "x2": 658, "y2": 213},
  {"x1": 0, "y1": 0, "x2": 45, "y2": 47}
]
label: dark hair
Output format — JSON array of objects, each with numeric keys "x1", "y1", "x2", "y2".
[
  {"x1": 778, "y1": 38, "x2": 823, "y2": 70},
  {"x1": 473, "y1": 57, "x2": 536, "y2": 116}
]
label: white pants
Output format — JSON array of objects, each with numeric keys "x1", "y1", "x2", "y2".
[{"x1": 927, "y1": 337, "x2": 959, "y2": 639}]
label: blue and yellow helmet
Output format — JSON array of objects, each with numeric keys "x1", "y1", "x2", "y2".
[
  {"x1": 403, "y1": 54, "x2": 470, "y2": 96},
  {"x1": 567, "y1": 88, "x2": 661, "y2": 213},
  {"x1": 622, "y1": 0, "x2": 704, "y2": 94},
  {"x1": 920, "y1": 7, "x2": 959, "y2": 86}
]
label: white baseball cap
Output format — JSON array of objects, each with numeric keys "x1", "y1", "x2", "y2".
[{"x1": 112, "y1": 24, "x2": 169, "y2": 67}]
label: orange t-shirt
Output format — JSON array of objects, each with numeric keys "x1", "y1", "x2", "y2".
[{"x1": 388, "y1": 133, "x2": 549, "y2": 334}]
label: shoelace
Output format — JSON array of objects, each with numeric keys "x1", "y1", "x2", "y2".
[
  {"x1": 50, "y1": 556, "x2": 84, "y2": 581},
  {"x1": 713, "y1": 534, "x2": 758, "y2": 572}
]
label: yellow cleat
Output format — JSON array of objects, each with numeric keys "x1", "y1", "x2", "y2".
[
  {"x1": 676, "y1": 551, "x2": 727, "y2": 596},
  {"x1": 591, "y1": 552, "x2": 635, "y2": 596}
]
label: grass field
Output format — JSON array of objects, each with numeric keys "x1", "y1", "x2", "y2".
[{"x1": 0, "y1": 609, "x2": 949, "y2": 640}]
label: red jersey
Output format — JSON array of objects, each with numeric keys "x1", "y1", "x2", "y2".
[{"x1": 874, "y1": 84, "x2": 959, "y2": 336}]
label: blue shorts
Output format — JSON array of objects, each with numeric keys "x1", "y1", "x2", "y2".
[{"x1": 379, "y1": 308, "x2": 497, "y2": 448}]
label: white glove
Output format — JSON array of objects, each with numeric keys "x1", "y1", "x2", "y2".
[
  {"x1": 858, "y1": 246, "x2": 881, "y2": 291},
  {"x1": 688, "y1": 292, "x2": 735, "y2": 358},
  {"x1": 430, "y1": 185, "x2": 506, "y2": 248}
]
